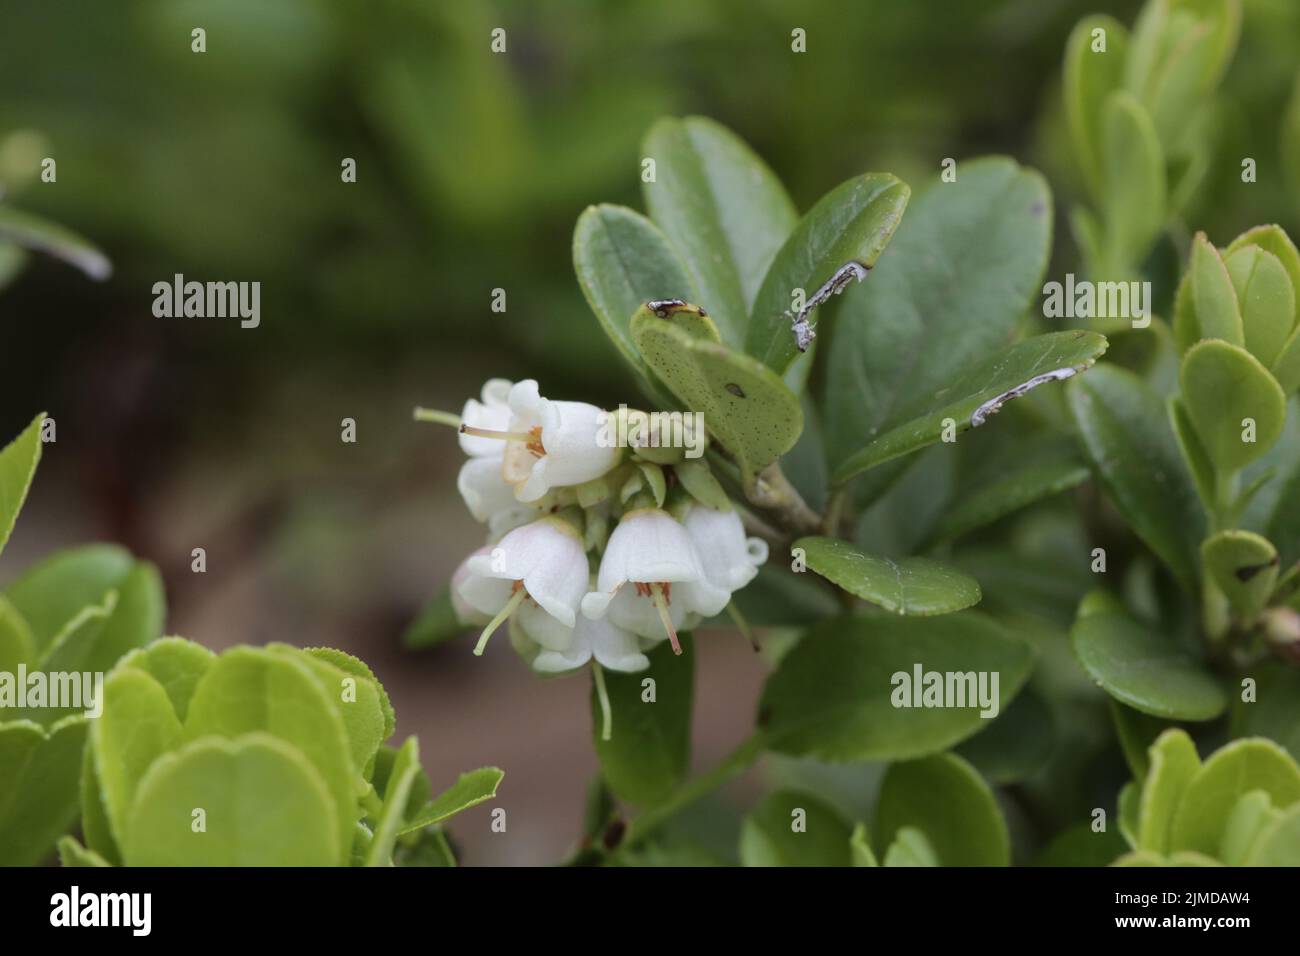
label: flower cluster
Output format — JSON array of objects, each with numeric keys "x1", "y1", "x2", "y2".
[{"x1": 436, "y1": 379, "x2": 768, "y2": 676}]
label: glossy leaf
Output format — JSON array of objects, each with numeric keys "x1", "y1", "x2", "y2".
[
  {"x1": 1181, "y1": 339, "x2": 1286, "y2": 473},
  {"x1": 631, "y1": 309, "x2": 801, "y2": 484},
  {"x1": 833, "y1": 331, "x2": 1107, "y2": 483},
  {"x1": 1068, "y1": 365, "x2": 1204, "y2": 588},
  {"x1": 590, "y1": 636, "x2": 692, "y2": 806},
  {"x1": 573, "y1": 203, "x2": 697, "y2": 376},
  {"x1": 747, "y1": 172, "x2": 910, "y2": 373},
  {"x1": 875, "y1": 753, "x2": 1009, "y2": 866},
  {"x1": 1070, "y1": 594, "x2": 1225, "y2": 720},
  {"x1": 642, "y1": 116, "x2": 797, "y2": 346},
  {"x1": 821, "y1": 158, "x2": 1053, "y2": 476},
  {"x1": 955, "y1": 687, "x2": 1054, "y2": 785},
  {"x1": 760, "y1": 612, "x2": 1032, "y2": 762},
  {"x1": 1063, "y1": 16, "x2": 1129, "y2": 201},
  {"x1": 793, "y1": 535, "x2": 981, "y2": 616},
  {"x1": 738, "y1": 790, "x2": 852, "y2": 867}
]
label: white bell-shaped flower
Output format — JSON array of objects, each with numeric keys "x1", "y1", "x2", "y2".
[
  {"x1": 581, "y1": 508, "x2": 728, "y2": 654},
  {"x1": 457, "y1": 457, "x2": 537, "y2": 536},
  {"x1": 458, "y1": 378, "x2": 514, "y2": 458},
  {"x1": 681, "y1": 504, "x2": 768, "y2": 594},
  {"x1": 457, "y1": 517, "x2": 589, "y2": 656},
  {"x1": 500, "y1": 379, "x2": 622, "y2": 502},
  {"x1": 529, "y1": 614, "x2": 650, "y2": 674}
]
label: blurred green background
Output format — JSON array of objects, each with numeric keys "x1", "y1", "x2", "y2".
[{"x1": 2, "y1": 0, "x2": 1298, "y2": 864}]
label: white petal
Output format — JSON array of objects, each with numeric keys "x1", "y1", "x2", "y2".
[
  {"x1": 456, "y1": 456, "x2": 514, "y2": 523},
  {"x1": 589, "y1": 617, "x2": 650, "y2": 672},
  {"x1": 458, "y1": 381, "x2": 514, "y2": 457},
  {"x1": 450, "y1": 549, "x2": 493, "y2": 625},
  {"x1": 595, "y1": 509, "x2": 706, "y2": 593},
  {"x1": 456, "y1": 564, "x2": 515, "y2": 618},
  {"x1": 604, "y1": 586, "x2": 689, "y2": 642},
  {"x1": 683, "y1": 505, "x2": 766, "y2": 593},
  {"x1": 507, "y1": 379, "x2": 545, "y2": 428},
  {"x1": 516, "y1": 600, "x2": 576, "y2": 651},
  {"x1": 469, "y1": 518, "x2": 588, "y2": 627}
]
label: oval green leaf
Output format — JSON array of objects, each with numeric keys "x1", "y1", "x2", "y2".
[{"x1": 794, "y1": 535, "x2": 981, "y2": 616}]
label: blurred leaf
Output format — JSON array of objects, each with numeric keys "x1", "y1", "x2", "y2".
[
  {"x1": 849, "y1": 822, "x2": 878, "y2": 867},
  {"x1": 760, "y1": 612, "x2": 1032, "y2": 762},
  {"x1": 1070, "y1": 592, "x2": 1225, "y2": 720},
  {"x1": 1169, "y1": 737, "x2": 1300, "y2": 855},
  {"x1": 642, "y1": 116, "x2": 797, "y2": 347},
  {"x1": 591, "y1": 636, "x2": 691, "y2": 807},
  {"x1": 124, "y1": 734, "x2": 339, "y2": 866},
  {"x1": 726, "y1": 561, "x2": 840, "y2": 628},
  {"x1": 365, "y1": 735, "x2": 420, "y2": 866},
  {"x1": 822, "y1": 158, "x2": 1052, "y2": 475},
  {"x1": 1225, "y1": 245, "x2": 1295, "y2": 370},
  {"x1": 747, "y1": 172, "x2": 910, "y2": 373},
  {"x1": 875, "y1": 752, "x2": 1009, "y2": 866},
  {"x1": 1099, "y1": 92, "x2": 1165, "y2": 275},
  {"x1": 1181, "y1": 339, "x2": 1286, "y2": 473},
  {"x1": 1063, "y1": 16, "x2": 1129, "y2": 201},
  {"x1": 1168, "y1": 395, "x2": 1216, "y2": 511},
  {"x1": 1244, "y1": 802, "x2": 1300, "y2": 865},
  {"x1": 0, "y1": 412, "x2": 43, "y2": 561},
  {"x1": 1035, "y1": 823, "x2": 1126, "y2": 866},
  {"x1": 1231, "y1": 662, "x2": 1300, "y2": 761},
  {"x1": 881, "y1": 826, "x2": 939, "y2": 866},
  {"x1": 400, "y1": 766, "x2": 504, "y2": 833},
  {"x1": 955, "y1": 686, "x2": 1054, "y2": 785},
  {"x1": 832, "y1": 331, "x2": 1107, "y2": 483},
  {"x1": 793, "y1": 535, "x2": 981, "y2": 616},
  {"x1": 0, "y1": 715, "x2": 86, "y2": 866},
  {"x1": 1110, "y1": 698, "x2": 1173, "y2": 782},
  {"x1": 402, "y1": 587, "x2": 467, "y2": 650},
  {"x1": 1068, "y1": 364, "x2": 1204, "y2": 589},
  {"x1": 0, "y1": 204, "x2": 110, "y2": 279},
  {"x1": 1218, "y1": 790, "x2": 1277, "y2": 866},
  {"x1": 1136, "y1": 728, "x2": 1201, "y2": 854},
  {"x1": 631, "y1": 310, "x2": 801, "y2": 484},
  {"x1": 3, "y1": 544, "x2": 136, "y2": 654},
  {"x1": 1200, "y1": 530, "x2": 1279, "y2": 617},
  {"x1": 738, "y1": 789, "x2": 852, "y2": 867},
  {"x1": 57, "y1": 836, "x2": 111, "y2": 868}
]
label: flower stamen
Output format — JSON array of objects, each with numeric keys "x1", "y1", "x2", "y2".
[
  {"x1": 459, "y1": 424, "x2": 539, "y2": 444},
  {"x1": 650, "y1": 583, "x2": 681, "y2": 655},
  {"x1": 474, "y1": 585, "x2": 528, "y2": 656}
]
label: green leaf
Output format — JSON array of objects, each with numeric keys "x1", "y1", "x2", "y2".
[
  {"x1": 1099, "y1": 92, "x2": 1165, "y2": 273},
  {"x1": 738, "y1": 790, "x2": 852, "y2": 867},
  {"x1": 0, "y1": 716, "x2": 86, "y2": 866},
  {"x1": 1181, "y1": 339, "x2": 1286, "y2": 472},
  {"x1": 1168, "y1": 395, "x2": 1216, "y2": 511},
  {"x1": 1110, "y1": 698, "x2": 1173, "y2": 782},
  {"x1": 1224, "y1": 225, "x2": 1300, "y2": 392},
  {"x1": 80, "y1": 743, "x2": 120, "y2": 865},
  {"x1": 955, "y1": 686, "x2": 1054, "y2": 785},
  {"x1": 365, "y1": 735, "x2": 420, "y2": 866},
  {"x1": 1244, "y1": 801, "x2": 1300, "y2": 866},
  {"x1": 0, "y1": 412, "x2": 44, "y2": 560},
  {"x1": 875, "y1": 753, "x2": 1009, "y2": 866},
  {"x1": 3, "y1": 544, "x2": 135, "y2": 654},
  {"x1": 747, "y1": 172, "x2": 910, "y2": 373},
  {"x1": 1118, "y1": 780, "x2": 1140, "y2": 847},
  {"x1": 631, "y1": 310, "x2": 801, "y2": 484},
  {"x1": 849, "y1": 822, "x2": 878, "y2": 867},
  {"x1": 57, "y1": 836, "x2": 111, "y2": 868},
  {"x1": 881, "y1": 826, "x2": 940, "y2": 867},
  {"x1": 1136, "y1": 729, "x2": 1201, "y2": 854},
  {"x1": 0, "y1": 204, "x2": 111, "y2": 280},
  {"x1": 1169, "y1": 737, "x2": 1300, "y2": 855},
  {"x1": 1186, "y1": 233, "x2": 1244, "y2": 344},
  {"x1": 1068, "y1": 365, "x2": 1205, "y2": 588},
  {"x1": 793, "y1": 536, "x2": 981, "y2": 616},
  {"x1": 760, "y1": 612, "x2": 1033, "y2": 762},
  {"x1": 1035, "y1": 824, "x2": 1128, "y2": 866},
  {"x1": 183, "y1": 646, "x2": 357, "y2": 864},
  {"x1": 402, "y1": 588, "x2": 466, "y2": 650},
  {"x1": 590, "y1": 636, "x2": 692, "y2": 806},
  {"x1": 642, "y1": 116, "x2": 798, "y2": 346},
  {"x1": 832, "y1": 332, "x2": 1107, "y2": 483},
  {"x1": 1230, "y1": 662, "x2": 1300, "y2": 761},
  {"x1": 1063, "y1": 16, "x2": 1129, "y2": 202},
  {"x1": 0, "y1": 597, "x2": 35, "y2": 675},
  {"x1": 123, "y1": 734, "x2": 340, "y2": 866},
  {"x1": 1200, "y1": 530, "x2": 1279, "y2": 617},
  {"x1": 40, "y1": 561, "x2": 165, "y2": 682},
  {"x1": 672, "y1": 459, "x2": 731, "y2": 512},
  {"x1": 91, "y1": 668, "x2": 183, "y2": 850},
  {"x1": 399, "y1": 766, "x2": 504, "y2": 833},
  {"x1": 573, "y1": 204, "x2": 698, "y2": 378},
  {"x1": 1225, "y1": 245, "x2": 1295, "y2": 370},
  {"x1": 119, "y1": 637, "x2": 215, "y2": 723},
  {"x1": 930, "y1": 439, "x2": 1090, "y2": 543},
  {"x1": 822, "y1": 158, "x2": 1053, "y2": 475},
  {"x1": 1219, "y1": 790, "x2": 1278, "y2": 866},
  {"x1": 1070, "y1": 594, "x2": 1226, "y2": 720},
  {"x1": 291, "y1": 645, "x2": 393, "y2": 778}
]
